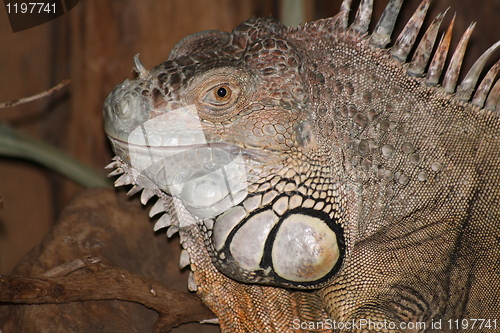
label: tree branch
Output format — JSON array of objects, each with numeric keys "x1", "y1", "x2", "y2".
[
  {"x1": 0, "y1": 257, "x2": 215, "y2": 333},
  {"x1": 0, "y1": 79, "x2": 70, "y2": 109}
]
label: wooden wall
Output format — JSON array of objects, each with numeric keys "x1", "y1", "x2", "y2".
[{"x1": 0, "y1": 0, "x2": 498, "y2": 274}]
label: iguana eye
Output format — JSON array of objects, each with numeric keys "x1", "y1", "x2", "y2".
[
  {"x1": 186, "y1": 69, "x2": 250, "y2": 121},
  {"x1": 204, "y1": 84, "x2": 233, "y2": 105},
  {"x1": 216, "y1": 85, "x2": 231, "y2": 101}
]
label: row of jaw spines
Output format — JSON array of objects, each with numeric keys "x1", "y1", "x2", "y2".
[
  {"x1": 105, "y1": 157, "x2": 198, "y2": 291},
  {"x1": 303, "y1": 0, "x2": 500, "y2": 111},
  {"x1": 105, "y1": 157, "x2": 177, "y2": 234}
]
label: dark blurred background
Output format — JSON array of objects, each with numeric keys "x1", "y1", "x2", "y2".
[{"x1": 0, "y1": 0, "x2": 499, "y2": 274}]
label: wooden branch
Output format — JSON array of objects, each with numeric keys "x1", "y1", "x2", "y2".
[
  {"x1": 0, "y1": 79, "x2": 70, "y2": 109},
  {"x1": 0, "y1": 257, "x2": 215, "y2": 333}
]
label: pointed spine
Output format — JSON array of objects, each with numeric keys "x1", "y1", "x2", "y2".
[
  {"x1": 391, "y1": 0, "x2": 431, "y2": 63},
  {"x1": 127, "y1": 185, "x2": 143, "y2": 196},
  {"x1": 442, "y1": 22, "x2": 476, "y2": 94},
  {"x1": 154, "y1": 213, "x2": 172, "y2": 231},
  {"x1": 105, "y1": 160, "x2": 121, "y2": 169},
  {"x1": 485, "y1": 79, "x2": 500, "y2": 111},
  {"x1": 326, "y1": 11, "x2": 349, "y2": 33},
  {"x1": 107, "y1": 168, "x2": 124, "y2": 177},
  {"x1": 473, "y1": 59, "x2": 500, "y2": 108},
  {"x1": 167, "y1": 226, "x2": 180, "y2": 238},
  {"x1": 426, "y1": 14, "x2": 455, "y2": 86},
  {"x1": 407, "y1": 10, "x2": 448, "y2": 77},
  {"x1": 149, "y1": 199, "x2": 165, "y2": 217},
  {"x1": 340, "y1": 0, "x2": 353, "y2": 29},
  {"x1": 456, "y1": 40, "x2": 500, "y2": 101},
  {"x1": 179, "y1": 250, "x2": 191, "y2": 269},
  {"x1": 351, "y1": 0, "x2": 373, "y2": 34},
  {"x1": 369, "y1": 0, "x2": 404, "y2": 48},
  {"x1": 114, "y1": 173, "x2": 132, "y2": 187},
  {"x1": 140, "y1": 189, "x2": 155, "y2": 205},
  {"x1": 133, "y1": 54, "x2": 148, "y2": 79},
  {"x1": 188, "y1": 271, "x2": 197, "y2": 291}
]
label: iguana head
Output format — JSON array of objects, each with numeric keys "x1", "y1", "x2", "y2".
[{"x1": 103, "y1": 17, "x2": 345, "y2": 289}]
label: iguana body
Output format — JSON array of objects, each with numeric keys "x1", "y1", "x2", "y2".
[{"x1": 103, "y1": 0, "x2": 500, "y2": 331}]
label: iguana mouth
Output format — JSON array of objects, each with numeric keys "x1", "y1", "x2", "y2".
[{"x1": 107, "y1": 135, "x2": 279, "y2": 165}]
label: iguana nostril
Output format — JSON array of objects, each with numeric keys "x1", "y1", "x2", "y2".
[{"x1": 120, "y1": 100, "x2": 130, "y2": 115}]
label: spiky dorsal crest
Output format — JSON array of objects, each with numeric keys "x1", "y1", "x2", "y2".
[{"x1": 299, "y1": 0, "x2": 500, "y2": 112}]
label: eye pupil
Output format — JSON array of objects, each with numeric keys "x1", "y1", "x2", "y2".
[
  {"x1": 207, "y1": 84, "x2": 233, "y2": 104},
  {"x1": 217, "y1": 87, "x2": 228, "y2": 98}
]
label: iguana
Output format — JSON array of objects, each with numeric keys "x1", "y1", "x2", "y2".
[{"x1": 103, "y1": 0, "x2": 500, "y2": 331}]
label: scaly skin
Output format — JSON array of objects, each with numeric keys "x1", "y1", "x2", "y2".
[{"x1": 104, "y1": 1, "x2": 500, "y2": 332}]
